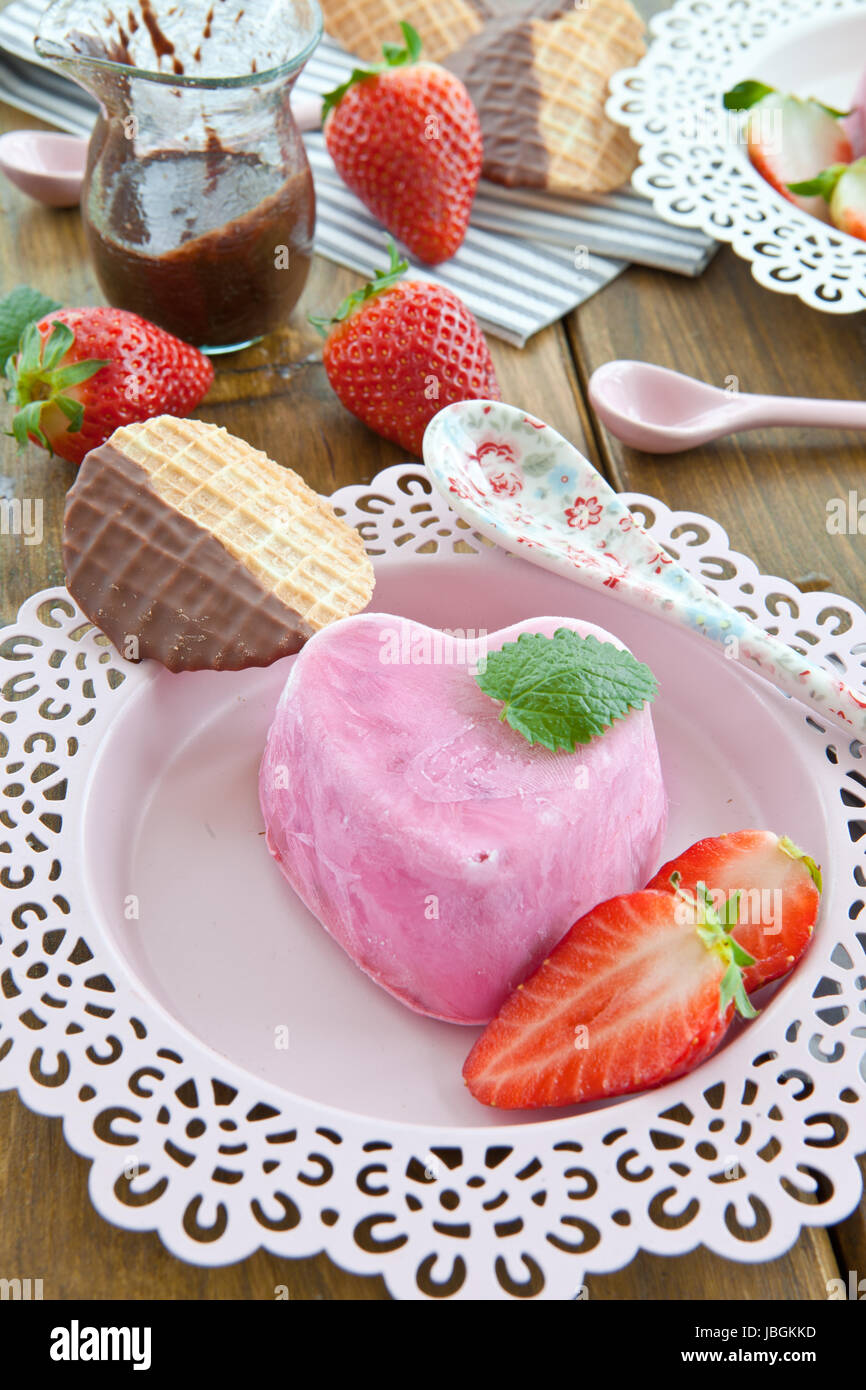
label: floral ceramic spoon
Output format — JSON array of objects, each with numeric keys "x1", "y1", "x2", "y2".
[{"x1": 422, "y1": 399, "x2": 866, "y2": 740}]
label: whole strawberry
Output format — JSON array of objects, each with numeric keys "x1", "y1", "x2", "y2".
[
  {"x1": 311, "y1": 242, "x2": 500, "y2": 456},
  {"x1": 2, "y1": 294, "x2": 213, "y2": 466},
  {"x1": 323, "y1": 22, "x2": 482, "y2": 265}
]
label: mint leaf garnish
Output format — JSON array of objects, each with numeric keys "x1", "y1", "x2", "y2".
[
  {"x1": 0, "y1": 286, "x2": 61, "y2": 375},
  {"x1": 474, "y1": 629, "x2": 658, "y2": 753}
]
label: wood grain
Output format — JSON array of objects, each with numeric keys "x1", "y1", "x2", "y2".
[{"x1": 566, "y1": 250, "x2": 866, "y2": 601}]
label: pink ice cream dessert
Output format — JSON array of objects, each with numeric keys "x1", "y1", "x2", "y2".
[{"x1": 259, "y1": 613, "x2": 667, "y2": 1024}]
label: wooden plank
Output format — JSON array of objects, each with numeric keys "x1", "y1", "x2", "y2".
[
  {"x1": 585, "y1": 1230, "x2": 839, "y2": 1300},
  {"x1": 0, "y1": 1093, "x2": 387, "y2": 1299},
  {"x1": 830, "y1": 1156, "x2": 866, "y2": 1297},
  {"x1": 565, "y1": 249, "x2": 866, "y2": 599}
]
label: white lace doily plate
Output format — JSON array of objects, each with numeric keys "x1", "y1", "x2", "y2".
[
  {"x1": 607, "y1": 0, "x2": 866, "y2": 313},
  {"x1": 2, "y1": 463, "x2": 864, "y2": 1301}
]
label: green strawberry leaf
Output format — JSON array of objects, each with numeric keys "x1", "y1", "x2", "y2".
[
  {"x1": 0, "y1": 286, "x2": 61, "y2": 374},
  {"x1": 720, "y1": 961, "x2": 757, "y2": 1019},
  {"x1": 9, "y1": 399, "x2": 49, "y2": 451},
  {"x1": 691, "y1": 882, "x2": 758, "y2": 1021},
  {"x1": 474, "y1": 628, "x2": 658, "y2": 753},
  {"x1": 5, "y1": 317, "x2": 107, "y2": 454},
  {"x1": 309, "y1": 238, "x2": 409, "y2": 336},
  {"x1": 723, "y1": 79, "x2": 776, "y2": 111},
  {"x1": 52, "y1": 394, "x2": 85, "y2": 431},
  {"x1": 778, "y1": 835, "x2": 823, "y2": 892},
  {"x1": 39, "y1": 320, "x2": 75, "y2": 370},
  {"x1": 816, "y1": 101, "x2": 851, "y2": 120},
  {"x1": 50, "y1": 359, "x2": 108, "y2": 390},
  {"x1": 322, "y1": 21, "x2": 423, "y2": 118},
  {"x1": 788, "y1": 163, "x2": 848, "y2": 200}
]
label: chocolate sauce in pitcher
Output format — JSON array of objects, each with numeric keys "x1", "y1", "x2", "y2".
[{"x1": 84, "y1": 120, "x2": 314, "y2": 348}]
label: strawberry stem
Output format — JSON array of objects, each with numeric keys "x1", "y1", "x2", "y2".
[
  {"x1": 724, "y1": 81, "x2": 849, "y2": 120},
  {"x1": 308, "y1": 239, "x2": 409, "y2": 337},
  {"x1": 321, "y1": 21, "x2": 423, "y2": 118},
  {"x1": 778, "y1": 835, "x2": 823, "y2": 891},
  {"x1": 4, "y1": 319, "x2": 107, "y2": 455},
  {"x1": 723, "y1": 80, "x2": 776, "y2": 111},
  {"x1": 683, "y1": 882, "x2": 759, "y2": 1020},
  {"x1": 788, "y1": 163, "x2": 849, "y2": 201}
]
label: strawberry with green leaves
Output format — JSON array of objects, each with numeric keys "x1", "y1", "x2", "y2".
[
  {"x1": 724, "y1": 80, "x2": 852, "y2": 220},
  {"x1": 789, "y1": 157, "x2": 866, "y2": 240},
  {"x1": 323, "y1": 22, "x2": 482, "y2": 266},
  {"x1": 464, "y1": 825, "x2": 822, "y2": 1110},
  {"x1": 647, "y1": 829, "x2": 821, "y2": 992},
  {"x1": 463, "y1": 883, "x2": 758, "y2": 1110},
  {"x1": 1, "y1": 287, "x2": 214, "y2": 466},
  {"x1": 311, "y1": 241, "x2": 499, "y2": 456}
]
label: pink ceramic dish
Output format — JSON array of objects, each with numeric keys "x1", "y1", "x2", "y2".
[{"x1": 3, "y1": 467, "x2": 859, "y2": 1299}]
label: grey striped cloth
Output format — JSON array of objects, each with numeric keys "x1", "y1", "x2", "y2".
[{"x1": 0, "y1": 0, "x2": 717, "y2": 345}]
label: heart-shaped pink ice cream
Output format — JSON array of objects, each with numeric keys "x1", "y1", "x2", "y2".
[{"x1": 259, "y1": 613, "x2": 667, "y2": 1024}]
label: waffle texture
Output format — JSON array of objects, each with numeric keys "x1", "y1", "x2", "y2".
[
  {"x1": 111, "y1": 417, "x2": 374, "y2": 630},
  {"x1": 63, "y1": 417, "x2": 374, "y2": 672},
  {"x1": 446, "y1": 0, "x2": 645, "y2": 194},
  {"x1": 320, "y1": 0, "x2": 492, "y2": 63}
]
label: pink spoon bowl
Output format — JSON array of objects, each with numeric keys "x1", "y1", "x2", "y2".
[{"x1": 0, "y1": 128, "x2": 87, "y2": 207}]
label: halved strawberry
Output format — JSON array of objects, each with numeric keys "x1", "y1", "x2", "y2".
[
  {"x1": 647, "y1": 830, "x2": 821, "y2": 992},
  {"x1": 463, "y1": 887, "x2": 756, "y2": 1110},
  {"x1": 789, "y1": 158, "x2": 866, "y2": 241},
  {"x1": 724, "y1": 81, "x2": 852, "y2": 220}
]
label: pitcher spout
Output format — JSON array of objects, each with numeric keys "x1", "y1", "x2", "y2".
[{"x1": 35, "y1": 0, "x2": 322, "y2": 90}]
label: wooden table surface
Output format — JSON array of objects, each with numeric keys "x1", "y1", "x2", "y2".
[{"x1": 1, "y1": 4, "x2": 865, "y2": 1302}]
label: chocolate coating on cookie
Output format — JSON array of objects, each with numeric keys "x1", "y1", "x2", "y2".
[{"x1": 63, "y1": 443, "x2": 314, "y2": 672}]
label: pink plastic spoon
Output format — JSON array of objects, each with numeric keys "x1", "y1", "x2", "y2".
[{"x1": 589, "y1": 360, "x2": 866, "y2": 453}]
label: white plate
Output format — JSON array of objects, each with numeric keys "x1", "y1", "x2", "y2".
[
  {"x1": 2, "y1": 464, "x2": 864, "y2": 1299},
  {"x1": 607, "y1": 0, "x2": 866, "y2": 313}
]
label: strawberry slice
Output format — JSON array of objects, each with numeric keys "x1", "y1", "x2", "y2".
[
  {"x1": 463, "y1": 887, "x2": 756, "y2": 1110},
  {"x1": 724, "y1": 81, "x2": 852, "y2": 220},
  {"x1": 647, "y1": 830, "x2": 821, "y2": 993},
  {"x1": 789, "y1": 158, "x2": 866, "y2": 241}
]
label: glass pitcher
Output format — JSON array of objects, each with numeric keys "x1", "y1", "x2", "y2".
[{"x1": 36, "y1": 0, "x2": 323, "y2": 353}]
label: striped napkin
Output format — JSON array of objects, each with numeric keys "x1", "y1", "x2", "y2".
[{"x1": 0, "y1": 0, "x2": 717, "y2": 345}]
